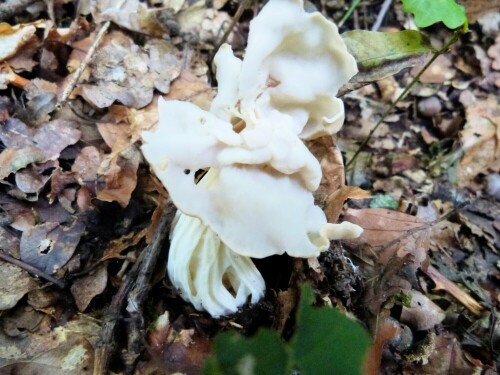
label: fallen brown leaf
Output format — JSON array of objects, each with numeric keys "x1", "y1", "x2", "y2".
[
  {"x1": 0, "y1": 261, "x2": 39, "y2": 310},
  {"x1": 20, "y1": 220, "x2": 85, "y2": 274},
  {"x1": 71, "y1": 264, "x2": 108, "y2": 312}
]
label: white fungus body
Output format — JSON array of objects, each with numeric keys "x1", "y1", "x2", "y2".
[{"x1": 141, "y1": 0, "x2": 362, "y2": 317}]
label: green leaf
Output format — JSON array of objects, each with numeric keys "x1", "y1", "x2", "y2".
[
  {"x1": 340, "y1": 30, "x2": 434, "y2": 90},
  {"x1": 203, "y1": 329, "x2": 289, "y2": 375},
  {"x1": 402, "y1": 0, "x2": 467, "y2": 29},
  {"x1": 203, "y1": 285, "x2": 371, "y2": 375},
  {"x1": 290, "y1": 286, "x2": 371, "y2": 375},
  {"x1": 343, "y1": 30, "x2": 434, "y2": 70}
]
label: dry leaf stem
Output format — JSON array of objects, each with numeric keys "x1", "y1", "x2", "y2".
[
  {"x1": 209, "y1": 0, "x2": 252, "y2": 64},
  {"x1": 0, "y1": 250, "x2": 66, "y2": 288},
  {"x1": 57, "y1": 21, "x2": 111, "y2": 109},
  {"x1": 346, "y1": 29, "x2": 464, "y2": 169}
]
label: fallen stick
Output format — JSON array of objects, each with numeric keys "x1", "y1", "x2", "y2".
[{"x1": 93, "y1": 201, "x2": 175, "y2": 375}]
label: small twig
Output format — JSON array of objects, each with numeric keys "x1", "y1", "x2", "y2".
[
  {"x1": 371, "y1": 0, "x2": 392, "y2": 31},
  {"x1": 209, "y1": 0, "x2": 252, "y2": 65},
  {"x1": 0, "y1": 250, "x2": 66, "y2": 289},
  {"x1": 93, "y1": 202, "x2": 175, "y2": 375},
  {"x1": 338, "y1": 0, "x2": 361, "y2": 27},
  {"x1": 57, "y1": 21, "x2": 111, "y2": 109},
  {"x1": 0, "y1": 0, "x2": 36, "y2": 21},
  {"x1": 346, "y1": 30, "x2": 463, "y2": 169}
]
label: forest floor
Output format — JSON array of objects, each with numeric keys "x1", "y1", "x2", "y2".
[{"x1": 0, "y1": 0, "x2": 498, "y2": 374}]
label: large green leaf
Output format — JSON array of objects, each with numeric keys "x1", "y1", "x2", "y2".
[
  {"x1": 203, "y1": 329, "x2": 289, "y2": 375},
  {"x1": 203, "y1": 285, "x2": 371, "y2": 375},
  {"x1": 290, "y1": 286, "x2": 371, "y2": 375},
  {"x1": 402, "y1": 0, "x2": 467, "y2": 29},
  {"x1": 343, "y1": 30, "x2": 433, "y2": 70}
]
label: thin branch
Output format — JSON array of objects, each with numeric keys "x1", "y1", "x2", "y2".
[
  {"x1": 371, "y1": 0, "x2": 392, "y2": 31},
  {"x1": 57, "y1": 21, "x2": 111, "y2": 109},
  {"x1": 0, "y1": 250, "x2": 66, "y2": 289},
  {"x1": 209, "y1": 0, "x2": 252, "y2": 65}
]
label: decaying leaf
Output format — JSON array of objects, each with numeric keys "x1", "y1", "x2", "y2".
[
  {"x1": 20, "y1": 220, "x2": 85, "y2": 274},
  {"x1": 95, "y1": 119, "x2": 141, "y2": 207},
  {"x1": 0, "y1": 316, "x2": 99, "y2": 374},
  {"x1": 342, "y1": 30, "x2": 433, "y2": 86},
  {"x1": 75, "y1": 32, "x2": 182, "y2": 109},
  {"x1": 91, "y1": 0, "x2": 168, "y2": 37},
  {"x1": 0, "y1": 261, "x2": 39, "y2": 310},
  {"x1": 344, "y1": 206, "x2": 436, "y2": 270},
  {"x1": 71, "y1": 264, "x2": 108, "y2": 312},
  {"x1": 0, "y1": 118, "x2": 81, "y2": 161},
  {"x1": 0, "y1": 146, "x2": 45, "y2": 180},
  {"x1": 457, "y1": 94, "x2": 500, "y2": 185},
  {"x1": 142, "y1": 311, "x2": 212, "y2": 375}
]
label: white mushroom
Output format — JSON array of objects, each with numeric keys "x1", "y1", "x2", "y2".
[{"x1": 141, "y1": 0, "x2": 362, "y2": 317}]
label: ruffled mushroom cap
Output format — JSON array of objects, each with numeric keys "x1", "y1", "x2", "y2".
[{"x1": 211, "y1": 0, "x2": 358, "y2": 139}]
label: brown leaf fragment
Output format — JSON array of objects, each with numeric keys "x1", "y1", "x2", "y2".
[
  {"x1": 15, "y1": 161, "x2": 55, "y2": 194},
  {"x1": 424, "y1": 265, "x2": 484, "y2": 316},
  {"x1": 0, "y1": 226, "x2": 20, "y2": 257},
  {"x1": 72, "y1": 146, "x2": 101, "y2": 184},
  {"x1": 0, "y1": 318, "x2": 98, "y2": 375},
  {"x1": 20, "y1": 220, "x2": 85, "y2": 274},
  {"x1": 457, "y1": 94, "x2": 500, "y2": 185},
  {"x1": 96, "y1": 143, "x2": 140, "y2": 207},
  {"x1": 100, "y1": 229, "x2": 146, "y2": 262},
  {"x1": 459, "y1": 0, "x2": 500, "y2": 24},
  {"x1": 77, "y1": 33, "x2": 182, "y2": 109},
  {"x1": 412, "y1": 54, "x2": 456, "y2": 84},
  {"x1": 165, "y1": 70, "x2": 214, "y2": 110},
  {"x1": 0, "y1": 118, "x2": 81, "y2": 161},
  {"x1": 71, "y1": 264, "x2": 108, "y2": 311},
  {"x1": 400, "y1": 290, "x2": 445, "y2": 330},
  {"x1": 92, "y1": 0, "x2": 168, "y2": 37},
  {"x1": 0, "y1": 146, "x2": 45, "y2": 180},
  {"x1": 144, "y1": 313, "x2": 211, "y2": 375},
  {"x1": 326, "y1": 186, "x2": 371, "y2": 223},
  {"x1": 0, "y1": 261, "x2": 39, "y2": 310}
]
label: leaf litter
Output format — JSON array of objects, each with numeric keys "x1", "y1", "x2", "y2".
[{"x1": 0, "y1": 0, "x2": 498, "y2": 374}]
